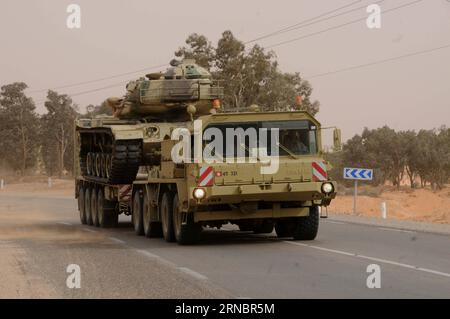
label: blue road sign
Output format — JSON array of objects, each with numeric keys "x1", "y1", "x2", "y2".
[{"x1": 344, "y1": 167, "x2": 373, "y2": 181}]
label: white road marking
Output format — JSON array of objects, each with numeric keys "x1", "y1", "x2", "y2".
[
  {"x1": 283, "y1": 241, "x2": 450, "y2": 279},
  {"x1": 377, "y1": 227, "x2": 414, "y2": 234},
  {"x1": 57, "y1": 222, "x2": 72, "y2": 226},
  {"x1": 177, "y1": 267, "x2": 208, "y2": 281},
  {"x1": 109, "y1": 237, "x2": 126, "y2": 245},
  {"x1": 285, "y1": 241, "x2": 356, "y2": 257},
  {"x1": 323, "y1": 220, "x2": 346, "y2": 225},
  {"x1": 136, "y1": 249, "x2": 177, "y2": 268},
  {"x1": 82, "y1": 228, "x2": 97, "y2": 233},
  {"x1": 136, "y1": 250, "x2": 209, "y2": 281}
]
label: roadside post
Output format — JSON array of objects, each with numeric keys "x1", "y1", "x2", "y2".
[
  {"x1": 381, "y1": 202, "x2": 387, "y2": 219},
  {"x1": 48, "y1": 177, "x2": 52, "y2": 188},
  {"x1": 344, "y1": 168, "x2": 374, "y2": 215},
  {"x1": 0, "y1": 179, "x2": 4, "y2": 190}
]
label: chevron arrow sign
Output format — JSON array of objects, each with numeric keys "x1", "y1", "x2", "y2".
[{"x1": 343, "y1": 167, "x2": 373, "y2": 181}]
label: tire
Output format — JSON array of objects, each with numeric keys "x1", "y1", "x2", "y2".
[
  {"x1": 95, "y1": 153, "x2": 102, "y2": 177},
  {"x1": 293, "y1": 206, "x2": 319, "y2": 240},
  {"x1": 84, "y1": 187, "x2": 93, "y2": 225},
  {"x1": 86, "y1": 153, "x2": 93, "y2": 176},
  {"x1": 275, "y1": 207, "x2": 319, "y2": 240},
  {"x1": 97, "y1": 188, "x2": 118, "y2": 228},
  {"x1": 143, "y1": 190, "x2": 162, "y2": 238},
  {"x1": 132, "y1": 190, "x2": 144, "y2": 235},
  {"x1": 91, "y1": 188, "x2": 99, "y2": 227},
  {"x1": 173, "y1": 194, "x2": 201, "y2": 245},
  {"x1": 160, "y1": 191, "x2": 175, "y2": 242},
  {"x1": 275, "y1": 219, "x2": 295, "y2": 238},
  {"x1": 253, "y1": 220, "x2": 274, "y2": 234},
  {"x1": 78, "y1": 185, "x2": 87, "y2": 225}
]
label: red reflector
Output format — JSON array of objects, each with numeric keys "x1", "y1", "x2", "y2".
[{"x1": 215, "y1": 171, "x2": 222, "y2": 177}]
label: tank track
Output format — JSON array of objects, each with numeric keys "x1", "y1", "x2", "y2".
[{"x1": 81, "y1": 139, "x2": 142, "y2": 185}]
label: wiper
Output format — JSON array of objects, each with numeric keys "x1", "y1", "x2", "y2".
[
  {"x1": 203, "y1": 143, "x2": 224, "y2": 162},
  {"x1": 239, "y1": 143, "x2": 261, "y2": 162},
  {"x1": 276, "y1": 142, "x2": 299, "y2": 159}
]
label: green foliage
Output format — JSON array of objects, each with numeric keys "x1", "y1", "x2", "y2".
[
  {"x1": 40, "y1": 90, "x2": 78, "y2": 176},
  {"x1": 175, "y1": 31, "x2": 320, "y2": 114},
  {"x1": 0, "y1": 82, "x2": 40, "y2": 174},
  {"x1": 330, "y1": 126, "x2": 450, "y2": 189}
]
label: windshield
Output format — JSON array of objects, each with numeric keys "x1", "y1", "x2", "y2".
[{"x1": 202, "y1": 120, "x2": 318, "y2": 159}]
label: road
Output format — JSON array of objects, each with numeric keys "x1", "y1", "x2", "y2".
[{"x1": 0, "y1": 193, "x2": 449, "y2": 298}]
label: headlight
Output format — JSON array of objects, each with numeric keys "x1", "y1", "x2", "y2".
[
  {"x1": 193, "y1": 188, "x2": 206, "y2": 200},
  {"x1": 321, "y1": 182, "x2": 334, "y2": 194}
]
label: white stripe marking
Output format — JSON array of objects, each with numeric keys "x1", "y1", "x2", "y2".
[
  {"x1": 136, "y1": 249, "x2": 177, "y2": 268},
  {"x1": 323, "y1": 220, "x2": 346, "y2": 225},
  {"x1": 199, "y1": 172, "x2": 214, "y2": 186},
  {"x1": 283, "y1": 241, "x2": 450, "y2": 279},
  {"x1": 82, "y1": 228, "x2": 97, "y2": 233},
  {"x1": 57, "y1": 222, "x2": 72, "y2": 226},
  {"x1": 177, "y1": 267, "x2": 208, "y2": 280},
  {"x1": 378, "y1": 227, "x2": 414, "y2": 234},
  {"x1": 109, "y1": 237, "x2": 126, "y2": 245},
  {"x1": 285, "y1": 241, "x2": 355, "y2": 256}
]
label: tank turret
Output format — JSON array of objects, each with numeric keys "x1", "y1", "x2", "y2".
[{"x1": 107, "y1": 59, "x2": 224, "y2": 121}]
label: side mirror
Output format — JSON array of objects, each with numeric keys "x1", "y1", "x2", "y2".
[{"x1": 333, "y1": 128, "x2": 342, "y2": 151}]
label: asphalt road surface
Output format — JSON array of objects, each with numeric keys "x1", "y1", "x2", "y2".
[{"x1": 0, "y1": 193, "x2": 449, "y2": 298}]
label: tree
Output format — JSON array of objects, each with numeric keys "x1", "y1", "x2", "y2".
[
  {"x1": 175, "y1": 31, "x2": 320, "y2": 114},
  {"x1": 0, "y1": 82, "x2": 40, "y2": 175},
  {"x1": 40, "y1": 90, "x2": 78, "y2": 176},
  {"x1": 175, "y1": 33, "x2": 215, "y2": 70}
]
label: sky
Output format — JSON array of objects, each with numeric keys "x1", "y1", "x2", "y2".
[{"x1": 0, "y1": 0, "x2": 449, "y2": 144}]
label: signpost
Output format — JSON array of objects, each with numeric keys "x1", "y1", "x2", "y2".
[{"x1": 344, "y1": 168, "x2": 373, "y2": 215}]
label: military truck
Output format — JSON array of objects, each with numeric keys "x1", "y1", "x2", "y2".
[{"x1": 74, "y1": 59, "x2": 340, "y2": 245}]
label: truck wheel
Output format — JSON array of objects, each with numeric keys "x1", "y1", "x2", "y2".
[
  {"x1": 91, "y1": 188, "x2": 99, "y2": 227},
  {"x1": 173, "y1": 194, "x2": 201, "y2": 245},
  {"x1": 78, "y1": 185, "x2": 87, "y2": 225},
  {"x1": 292, "y1": 206, "x2": 319, "y2": 240},
  {"x1": 160, "y1": 192, "x2": 175, "y2": 242},
  {"x1": 132, "y1": 191, "x2": 144, "y2": 235},
  {"x1": 97, "y1": 188, "x2": 117, "y2": 228},
  {"x1": 143, "y1": 190, "x2": 162, "y2": 238},
  {"x1": 84, "y1": 187, "x2": 93, "y2": 225},
  {"x1": 253, "y1": 220, "x2": 274, "y2": 234},
  {"x1": 275, "y1": 219, "x2": 295, "y2": 238}
]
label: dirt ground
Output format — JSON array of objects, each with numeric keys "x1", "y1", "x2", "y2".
[
  {"x1": 328, "y1": 186, "x2": 450, "y2": 225},
  {"x1": 1, "y1": 178, "x2": 449, "y2": 225}
]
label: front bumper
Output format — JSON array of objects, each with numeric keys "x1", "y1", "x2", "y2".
[{"x1": 190, "y1": 181, "x2": 337, "y2": 203}]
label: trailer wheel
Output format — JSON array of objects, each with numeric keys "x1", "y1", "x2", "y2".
[
  {"x1": 143, "y1": 190, "x2": 162, "y2": 238},
  {"x1": 91, "y1": 187, "x2": 99, "y2": 227},
  {"x1": 132, "y1": 191, "x2": 144, "y2": 235},
  {"x1": 275, "y1": 207, "x2": 319, "y2": 240},
  {"x1": 97, "y1": 188, "x2": 117, "y2": 228},
  {"x1": 78, "y1": 185, "x2": 87, "y2": 224},
  {"x1": 160, "y1": 192, "x2": 175, "y2": 242},
  {"x1": 292, "y1": 206, "x2": 319, "y2": 240},
  {"x1": 84, "y1": 187, "x2": 93, "y2": 225},
  {"x1": 173, "y1": 194, "x2": 201, "y2": 245}
]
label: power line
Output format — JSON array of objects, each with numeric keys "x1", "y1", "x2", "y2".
[
  {"x1": 29, "y1": 63, "x2": 168, "y2": 94},
  {"x1": 266, "y1": 0, "x2": 423, "y2": 49},
  {"x1": 34, "y1": 81, "x2": 126, "y2": 105},
  {"x1": 307, "y1": 43, "x2": 450, "y2": 79},
  {"x1": 253, "y1": 0, "x2": 386, "y2": 45},
  {"x1": 245, "y1": 0, "x2": 364, "y2": 44}
]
